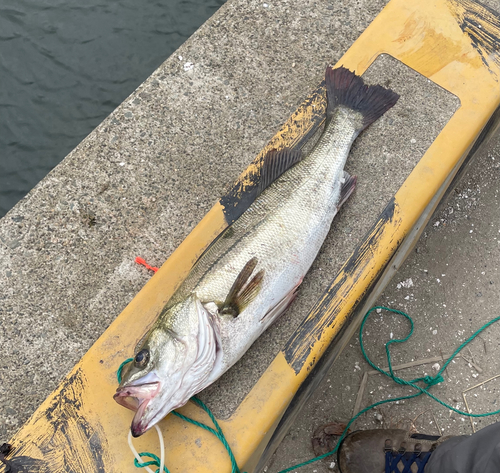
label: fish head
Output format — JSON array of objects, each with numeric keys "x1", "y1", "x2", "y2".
[{"x1": 114, "y1": 295, "x2": 220, "y2": 437}]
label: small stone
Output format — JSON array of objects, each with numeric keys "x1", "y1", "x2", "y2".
[
  {"x1": 8, "y1": 240, "x2": 20, "y2": 249},
  {"x1": 397, "y1": 278, "x2": 414, "y2": 289}
]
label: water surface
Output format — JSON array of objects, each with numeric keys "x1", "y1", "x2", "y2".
[{"x1": 0, "y1": 0, "x2": 224, "y2": 217}]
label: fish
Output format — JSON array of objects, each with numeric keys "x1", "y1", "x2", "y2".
[{"x1": 114, "y1": 66, "x2": 399, "y2": 437}]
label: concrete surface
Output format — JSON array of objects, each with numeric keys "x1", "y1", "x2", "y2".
[
  {"x1": 266, "y1": 129, "x2": 500, "y2": 472},
  {"x1": 0, "y1": 0, "x2": 498, "y2": 472}
]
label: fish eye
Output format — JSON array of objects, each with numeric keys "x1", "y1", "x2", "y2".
[{"x1": 134, "y1": 349, "x2": 149, "y2": 367}]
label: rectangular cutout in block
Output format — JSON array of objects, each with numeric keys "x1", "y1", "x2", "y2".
[{"x1": 199, "y1": 54, "x2": 460, "y2": 419}]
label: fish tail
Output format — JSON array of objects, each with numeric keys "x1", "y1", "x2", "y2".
[{"x1": 325, "y1": 66, "x2": 399, "y2": 131}]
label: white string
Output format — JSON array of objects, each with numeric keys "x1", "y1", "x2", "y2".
[
  {"x1": 128, "y1": 424, "x2": 165, "y2": 473},
  {"x1": 156, "y1": 424, "x2": 165, "y2": 473},
  {"x1": 128, "y1": 429, "x2": 154, "y2": 473}
]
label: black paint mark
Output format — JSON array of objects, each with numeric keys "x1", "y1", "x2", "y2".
[
  {"x1": 448, "y1": 0, "x2": 500, "y2": 74},
  {"x1": 284, "y1": 198, "x2": 401, "y2": 373},
  {"x1": 2, "y1": 439, "x2": 51, "y2": 473},
  {"x1": 0, "y1": 443, "x2": 13, "y2": 472},
  {"x1": 6, "y1": 455, "x2": 49, "y2": 473},
  {"x1": 9, "y1": 369, "x2": 111, "y2": 472}
]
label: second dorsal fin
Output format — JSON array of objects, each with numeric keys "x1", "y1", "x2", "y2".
[
  {"x1": 220, "y1": 147, "x2": 303, "y2": 224},
  {"x1": 256, "y1": 148, "x2": 303, "y2": 196}
]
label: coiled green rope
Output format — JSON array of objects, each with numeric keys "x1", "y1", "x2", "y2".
[
  {"x1": 276, "y1": 306, "x2": 500, "y2": 473},
  {"x1": 118, "y1": 306, "x2": 500, "y2": 473}
]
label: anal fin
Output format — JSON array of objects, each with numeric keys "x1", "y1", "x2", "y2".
[{"x1": 338, "y1": 171, "x2": 357, "y2": 209}]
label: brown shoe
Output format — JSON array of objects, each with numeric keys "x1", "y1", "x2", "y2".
[{"x1": 338, "y1": 429, "x2": 452, "y2": 473}]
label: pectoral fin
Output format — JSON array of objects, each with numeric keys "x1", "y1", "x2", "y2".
[{"x1": 220, "y1": 257, "x2": 264, "y2": 317}]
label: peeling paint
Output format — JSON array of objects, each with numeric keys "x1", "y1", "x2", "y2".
[
  {"x1": 9, "y1": 370, "x2": 111, "y2": 473},
  {"x1": 284, "y1": 199, "x2": 403, "y2": 373},
  {"x1": 448, "y1": 0, "x2": 500, "y2": 75}
]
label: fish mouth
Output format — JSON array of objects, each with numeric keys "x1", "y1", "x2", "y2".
[{"x1": 114, "y1": 382, "x2": 161, "y2": 437}]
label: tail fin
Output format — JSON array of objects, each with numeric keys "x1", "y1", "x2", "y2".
[{"x1": 325, "y1": 66, "x2": 399, "y2": 131}]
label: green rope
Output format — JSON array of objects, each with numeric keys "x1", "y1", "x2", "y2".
[
  {"x1": 133, "y1": 452, "x2": 169, "y2": 473},
  {"x1": 276, "y1": 306, "x2": 500, "y2": 473},
  {"x1": 116, "y1": 357, "x2": 132, "y2": 384},
  {"x1": 118, "y1": 306, "x2": 500, "y2": 473},
  {"x1": 172, "y1": 397, "x2": 241, "y2": 473},
  {"x1": 359, "y1": 306, "x2": 500, "y2": 418}
]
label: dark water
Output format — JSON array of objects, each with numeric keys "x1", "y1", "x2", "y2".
[{"x1": 0, "y1": 0, "x2": 225, "y2": 218}]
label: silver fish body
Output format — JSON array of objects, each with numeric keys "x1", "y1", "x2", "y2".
[
  {"x1": 114, "y1": 67, "x2": 399, "y2": 436},
  {"x1": 174, "y1": 106, "x2": 362, "y2": 370}
]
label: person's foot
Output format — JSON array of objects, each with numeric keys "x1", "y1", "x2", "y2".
[{"x1": 337, "y1": 429, "x2": 452, "y2": 473}]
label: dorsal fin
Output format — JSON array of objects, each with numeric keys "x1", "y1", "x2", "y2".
[
  {"x1": 220, "y1": 147, "x2": 303, "y2": 224},
  {"x1": 256, "y1": 148, "x2": 303, "y2": 196}
]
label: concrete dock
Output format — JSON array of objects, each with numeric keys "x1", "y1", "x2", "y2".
[{"x1": 1, "y1": 0, "x2": 499, "y2": 471}]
